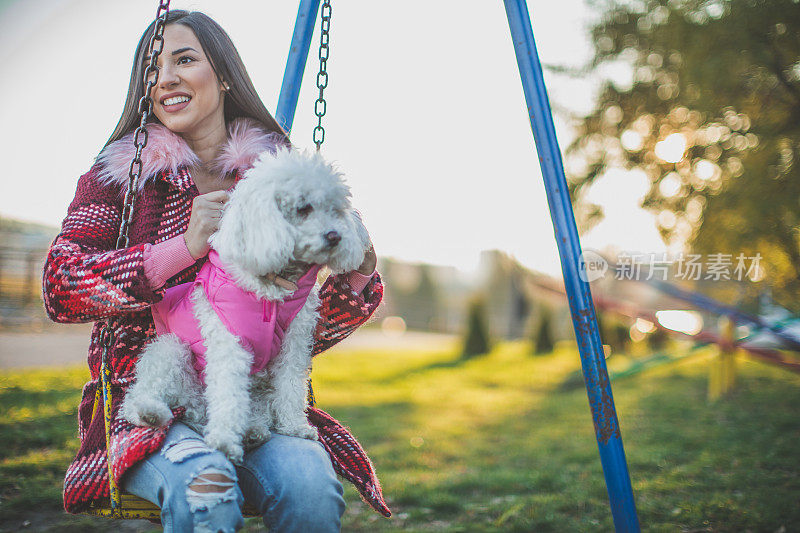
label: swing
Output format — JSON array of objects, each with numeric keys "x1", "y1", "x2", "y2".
[
  {"x1": 81, "y1": 0, "x2": 644, "y2": 529},
  {"x1": 83, "y1": 0, "x2": 333, "y2": 520}
]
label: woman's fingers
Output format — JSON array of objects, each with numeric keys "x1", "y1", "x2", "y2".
[
  {"x1": 197, "y1": 192, "x2": 229, "y2": 209},
  {"x1": 195, "y1": 192, "x2": 229, "y2": 222},
  {"x1": 184, "y1": 191, "x2": 230, "y2": 259},
  {"x1": 201, "y1": 190, "x2": 230, "y2": 204}
]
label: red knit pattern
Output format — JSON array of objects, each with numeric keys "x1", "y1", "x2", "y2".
[
  {"x1": 45, "y1": 165, "x2": 389, "y2": 516},
  {"x1": 313, "y1": 273, "x2": 383, "y2": 355},
  {"x1": 308, "y1": 407, "x2": 391, "y2": 517}
]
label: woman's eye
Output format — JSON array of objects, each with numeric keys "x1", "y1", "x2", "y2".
[
  {"x1": 178, "y1": 56, "x2": 194, "y2": 65},
  {"x1": 297, "y1": 204, "x2": 313, "y2": 217}
]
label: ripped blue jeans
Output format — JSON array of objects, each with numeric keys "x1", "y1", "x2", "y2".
[{"x1": 121, "y1": 422, "x2": 345, "y2": 532}]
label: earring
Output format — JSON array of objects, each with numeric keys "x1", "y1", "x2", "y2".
[{"x1": 222, "y1": 81, "x2": 231, "y2": 91}]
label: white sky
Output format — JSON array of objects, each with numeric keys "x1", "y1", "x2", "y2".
[{"x1": 0, "y1": 0, "x2": 666, "y2": 276}]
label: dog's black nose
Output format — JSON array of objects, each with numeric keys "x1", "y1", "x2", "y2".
[{"x1": 325, "y1": 231, "x2": 341, "y2": 247}]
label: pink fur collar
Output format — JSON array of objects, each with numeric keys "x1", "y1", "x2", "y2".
[{"x1": 95, "y1": 118, "x2": 287, "y2": 190}]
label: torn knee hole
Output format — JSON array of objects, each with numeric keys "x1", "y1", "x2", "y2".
[
  {"x1": 185, "y1": 467, "x2": 239, "y2": 513},
  {"x1": 189, "y1": 472, "x2": 237, "y2": 494},
  {"x1": 162, "y1": 438, "x2": 213, "y2": 463}
]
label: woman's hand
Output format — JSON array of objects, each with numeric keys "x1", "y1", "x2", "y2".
[
  {"x1": 183, "y1": 191, "x2": 229, "y2": 259},
  {"x1": 357, "y1": 244, "x2": 377, "y2": 275}
]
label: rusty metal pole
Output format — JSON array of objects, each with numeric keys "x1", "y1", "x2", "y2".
[{"x1": 503, "y1": 1, "x2": 640, "y2": 530}]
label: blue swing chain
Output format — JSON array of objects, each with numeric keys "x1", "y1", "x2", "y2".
[
  {"x1": 307, "y1": 0, "x2": 332, "y2": 407},
  {"x1": 313, "y1": 0, "x2": 331, "y2": 151}
]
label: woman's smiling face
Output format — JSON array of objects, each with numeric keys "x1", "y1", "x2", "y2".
[{"x1": 147, "y1": 24, "x2": 226, "y2": 136}]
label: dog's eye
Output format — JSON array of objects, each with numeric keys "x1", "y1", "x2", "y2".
[{"x1": 297, "y1": 204, "x2": 313, "y2": 217}]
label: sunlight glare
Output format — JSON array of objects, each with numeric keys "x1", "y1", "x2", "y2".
[
  {"x1": 655, "y1": 310, "x2": 703, "y2": 335},
  {"x1": 659, "y1": 172, "x2": 682, "y2": 197},
  {"x1": 694, "y1": 159, "x2": 719, "y2": 180},
  {"x1": 655, "y1": 133, "x2": 687, "y2": 163},
  {"x1": 621, "y1": 129, "x2": 644, "y2": 151},
  {"x1": 635, "y1": 318, "x2": 657, "y2": 333}
]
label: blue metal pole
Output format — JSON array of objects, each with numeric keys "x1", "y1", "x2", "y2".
[
  {"x1": 276, "y1": 0, "x2": 321, "y2": 136},
  {"x1": 502, "y1": 1, "x2": 641, "y2": 531}
]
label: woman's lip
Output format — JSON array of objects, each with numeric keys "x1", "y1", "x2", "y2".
[{"x1": 162, "y1": 99, "x2": 191, "y2": 113}]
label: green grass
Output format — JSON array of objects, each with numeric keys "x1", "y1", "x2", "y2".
[{"x1": 1, "y1": 342, "x2": 798, "y2": 532}]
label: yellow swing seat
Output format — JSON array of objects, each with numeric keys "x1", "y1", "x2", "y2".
[{"x1": 84, "y1": 494, "x2": 262, "y2": 520}]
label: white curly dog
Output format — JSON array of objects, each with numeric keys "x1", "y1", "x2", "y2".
[{"x1": 121, "y1": 148, "x2": 370, "y2": 463}]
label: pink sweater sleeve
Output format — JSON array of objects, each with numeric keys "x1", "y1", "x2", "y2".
[
  {"x1": 345, "y1": 269, "x2": 375, "y2": 295},
  {"x1": 142, "y1": 234, "x2": 197, "y2": 290}
]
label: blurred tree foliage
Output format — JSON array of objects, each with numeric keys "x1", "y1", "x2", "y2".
[
  {"x1": 567, "y1": 0, "x2": 800, "y2": 309},
  {"x1": 598, "y1": 310, "x2": 631, "y2": 353},
  {"x1": 381, "y1": 259, "x2": 442, "y2": 331},
  {"x1": 462, "y1": 295, "x2": 492, "y2": 358},
  {"x1": 532, "y1": 305, "x2": 556, "y2": 354},
  {"x1": 647, "y1": 325, "x2": 671, "y2": 350}
]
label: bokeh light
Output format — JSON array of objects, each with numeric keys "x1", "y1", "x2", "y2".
[
  {"x1": 655, "y1": 133, "x2": 687, "y2": 163},
  {"x1": 381, "y1": 316, "x2": 407, "y2": 337},
  {"x1": 694, "y1": 159, "x2": 719, "y2": 181},
  {"x1": 621, "y1": 129, "x2": 644, "y2": 151},
  {"x1": 635, "y1": 318, "x2": 657, "y2": 333},
  {"x1": 659, "y1": 171, "x2": 682, "y2": 197},
  {"x1": 655, "y1": 310, "x2": 703, "y2": 335}
]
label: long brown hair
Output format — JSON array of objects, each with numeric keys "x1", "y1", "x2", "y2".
[{"x1": 105, "y1": 10, "x2": 287, "y2": 148}]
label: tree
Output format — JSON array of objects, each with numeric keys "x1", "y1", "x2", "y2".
[
  {"x1": 647, "y1": 326, "x2": 670, "y2": 351},
  {"x1": 532, "y1": 305, "x2": 556, "y2": 354},
  {"x1": 598, "y1": 310, "x2": 630, "y2": 354},
  {"x1": 412, "y1": 264, "x2": 441, "y2": 331},
  {"x1": 381, "y1": 259, "x2": 442, "y2": 331},
  {"x1": 462, "y1": 295, "x2": 492, "y2": 358},
  {"x1": 566, "y1": 0, "x2": 800, "y2": 310}
]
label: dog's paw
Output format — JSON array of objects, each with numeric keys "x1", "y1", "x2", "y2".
[
  {"x1": 243, "y1": 426, "x2": 272, "y2": 449},
  {"x1": 183, "y1": 404, "x2": 207, "y2": 429},
  {"x1": 204, "y1": 432, "x2": 244, "y2": 464},
  {"x1": 121, "y1": 397, "x2": 172, "y2": 428},
  {"x1": 276, "y1": 423, "x2": 319, "y2": 441},
  {"x1": 299, "y1": 425, "x2": 320, "y2": 441}
]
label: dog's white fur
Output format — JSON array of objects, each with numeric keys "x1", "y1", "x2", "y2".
[{"x1": 122, "y1": 148, "x2": 370, "y2": 463}]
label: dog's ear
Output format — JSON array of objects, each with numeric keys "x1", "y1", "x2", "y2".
[
  {"x1": 350, "y1": 209, "x2": 371, "y2": 251},
  {"x1": 328, "y1": 208, "x2": 372, "y2": 274},
  {"x1": 210, "y1": 177, "x2": 294, "y2": 275}
]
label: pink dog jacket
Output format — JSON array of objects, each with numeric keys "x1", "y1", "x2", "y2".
[{"x1": 151, "y1": 249, "x2": 322, "y2": 383}]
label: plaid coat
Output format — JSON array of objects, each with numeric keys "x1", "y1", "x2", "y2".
[{"x1": 42, "y1": 118, "x2": 390, "y2": 517}]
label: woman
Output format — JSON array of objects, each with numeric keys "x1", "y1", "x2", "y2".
[{"x1": 42, "y1": 10, "x2": 389, "y2": 532}]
